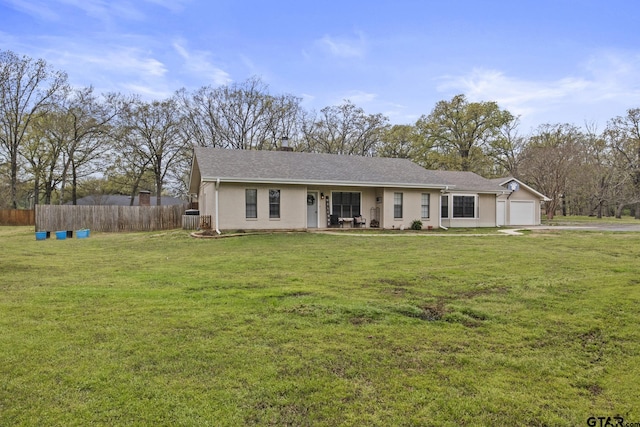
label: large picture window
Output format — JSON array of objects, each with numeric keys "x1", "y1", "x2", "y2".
[
  {"x1": 453, "y1": 195, "x2": 476, "y2": 218},
  {"x1": 441, "y1": 195, "x2": 449, "y2": 218},
  {"x1": 269, "y1": 189, "x2": 280, "y2": 218},
  {"x1": 421, "y1": 193, "x2": 430, "y2": 219},
  {"x1": 246, "y1": 189, "x2": 257, "y2": 218},
  {"x1": 332, "y1": 192, "x2": 361, "y2": 218},
  {"x1": 394, "y1": 192, "x2": 403, "y2": 219}
]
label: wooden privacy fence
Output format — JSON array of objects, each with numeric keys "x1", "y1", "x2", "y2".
[
  {"x1": 35, "y1": 205, "x2": 185, "y2": 232},
  {"x1": 0, "y1": 209, "x2": 35, "y2": 226},
  {"x1": 182, "y1": 215, "x2": 212, "y2": 230}
]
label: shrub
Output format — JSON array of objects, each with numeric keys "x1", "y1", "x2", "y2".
[{"x1": 410, "y1": 219, "x2": 423, "y2": 230}]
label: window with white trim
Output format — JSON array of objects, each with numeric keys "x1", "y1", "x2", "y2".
[
  {"x1": 246, "y1": 189, "x2": 257, "y2": 218},
  {"x1": 453, "y1": 195, "x2": 476, "y2": 218},
  {"x1": 394, "y1": 192, "x2": 403, "y2": 219},
  {"x1": 421, "y1": 193, "x2": 430, "y2": 219},
  {"x1": 269, "y1": 189, "x2": 280, "y2": 219}
]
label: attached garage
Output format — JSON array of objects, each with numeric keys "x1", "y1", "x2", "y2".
[
  {"x1": 492, "y1": 178, "x2": 550, "y2": 227},
  {"x1": 509, "y1": 200, "x2": 536, "y2": 225}
]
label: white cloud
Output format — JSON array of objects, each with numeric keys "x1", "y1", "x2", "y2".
[
  {"x1": 143, "y1": 0, "x2": 190, "y2": 13},
  {"x1": 380, "y1": 102, "x2": 411, "y2": 121},
  {"x1": 20, "y1": 37, "x2": 172, "y2": 98},
  {"x1": 301, "y1": 93, "x2": 315, "y2": 100},
  {"x1": 2, "y1": 0, "x2": 59, "y2": 20},
  {"x1": 57, "y1": 0, "x2": 138, "y2": 21},
  {"x1": 54, "y1": 45, "x2": 167, "y2": 78},
  {"x1": 120, "y1": 83, "x2": 173, "y2": 100},
  {"x1": 436, "y1": 51, "x2": 640, "y2": 129},
  {"x1": 316, "y1": 32, "x2": 367, "y2": 58},
  {"x1": 341, "y1": 90, "x2": 377, "y2": 104},
  {"x1": 172, "y1": 40, "x2": 231, "y2": 86},
  {"x1": 3, "y1": 0, "x2": 184, "y2": 24}
]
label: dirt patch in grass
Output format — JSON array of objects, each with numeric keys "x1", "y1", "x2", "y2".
[
  {"x1": 588, "y1": 384, "x2": 604, "y2": 396},
  {"x1": 392, "y1": 301, "x2": 448, "y2": 321},
  {"x1": 349, "y1": 316, "x2": 375, "y2": 325}
]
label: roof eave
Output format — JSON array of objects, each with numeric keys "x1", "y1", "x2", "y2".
[{"x1": 200, "y1": 176, "x2": 451, "y2": 189}]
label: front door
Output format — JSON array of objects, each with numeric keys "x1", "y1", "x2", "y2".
[{"x1": 307, "y1": 192, "x2": 318, "y2": 228}]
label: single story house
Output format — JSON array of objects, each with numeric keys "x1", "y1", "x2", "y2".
[{"x1": 188, "y1": 147, "x2": 549, "y2": 231}]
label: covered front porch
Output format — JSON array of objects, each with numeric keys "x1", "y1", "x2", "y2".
[
  {"x1": 305, "y1": 187, "x2": 440, "y2": 230},
  {"x1": 305, "y1": 188, "x2": 379, "y2": 229}
]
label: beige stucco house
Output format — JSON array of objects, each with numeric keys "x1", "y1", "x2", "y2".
[{"x1": 188, "y1": 148, "x2": 547, "y2": 232}]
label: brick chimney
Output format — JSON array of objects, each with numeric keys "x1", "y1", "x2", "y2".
[{"x1": 138, "y1": 190, "x2": 151, "y2": 206}]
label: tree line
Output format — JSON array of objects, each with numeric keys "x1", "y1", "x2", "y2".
[{"x1": 1, "y1": 50, "x2": 639, "y2": 219}]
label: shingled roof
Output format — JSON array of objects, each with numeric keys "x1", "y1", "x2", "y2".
[{"x1": 190, "y1": 148, "x2": 506, "y2": 193}]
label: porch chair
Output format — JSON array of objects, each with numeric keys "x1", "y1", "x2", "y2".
[{"x1": 353, "y1": 215, "x2": 366, "y2": 228}]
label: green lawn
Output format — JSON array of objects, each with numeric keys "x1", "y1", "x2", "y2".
[
  {"x1": 542, "y1": 214, "x2": 640, "y2": 225},
  {"x1": 1, "y1": 226, "x2": 639, "y2": 426}
]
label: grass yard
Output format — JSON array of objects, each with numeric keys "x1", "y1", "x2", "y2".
[
  {"x1": 1, "y1": 226, "x2": 639, "y2": 426},
  {"x1": 542, "y1": 214, "x2": 640, "y2": 225}
]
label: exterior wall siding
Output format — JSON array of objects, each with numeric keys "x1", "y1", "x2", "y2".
[
  {"x1": 442, "y1": 193, "x2": 496, "y2": 228},
  {"x1": 216, "y1": 183, "x2": 307, "y2": 230},
  {"x1": 380, "y1": 189, "x2": 439, "y2": 229},
  {"x1": 198, "y1": 181, "x2": 500, "y2": 230}
]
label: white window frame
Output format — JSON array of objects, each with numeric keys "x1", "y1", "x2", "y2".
[
  {"x1": 452, "y1": 194, "x2": 478, "y2": 219},
  {"x1": 394, "y1": 192, "x2": 403, "y2": 219},
  {"x1": 269, "y1": 189, "x2": 280, "y2": 219},
  {"x1": 245, "y1": 189, "x2": 257, "y2": 219},
  {"x1": 421, "y1": 193, "x2": 430, "y2": 219}
]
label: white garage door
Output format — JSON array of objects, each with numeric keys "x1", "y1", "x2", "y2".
[{"x1": 510, "y1": 201, "x2": 536, "y2": 225}]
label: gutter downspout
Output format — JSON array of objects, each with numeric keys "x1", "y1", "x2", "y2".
[
  {"x1": 439, "y1": 187, "x2": 449, "y2": 230},
  {"x1": 215, "y1": 178, "x2": 221, "y2": 235}
]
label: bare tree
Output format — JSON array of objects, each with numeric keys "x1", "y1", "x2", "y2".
[
  {"x1": 0, "y1": 50, "x2": 67, "y2": 208},
  {"x1": 119, "y1": 97, "x2": 187, "y2": 205},
  {"x1": 301, "y1": 101, "x2": 388, "y2": 156},
  {"x1": 59, "y1": 88, "x2": 122, "y2": 204},
  {"x1": 519, "y1": 123, "x2": 583, "y2": 219},
  {"x1": 21, "y1": 112, "x2": 66, "y2": 205},
  {"x1": 571, "y1": 123, "x2": 622, "y2": 218},
  {"x1": 605, "y1": 108, "x2": 640, "y2": 219},
  {"x1": 177, "y1": 77, "x2": 302, "y2": 150},
  {"x1": 487, "y1": 117, "x2": 526, "y2": 177}
]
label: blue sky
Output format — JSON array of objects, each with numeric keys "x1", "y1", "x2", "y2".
[{"x1": 1, "y1": 0, "x2": 639, "y2": 132}]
